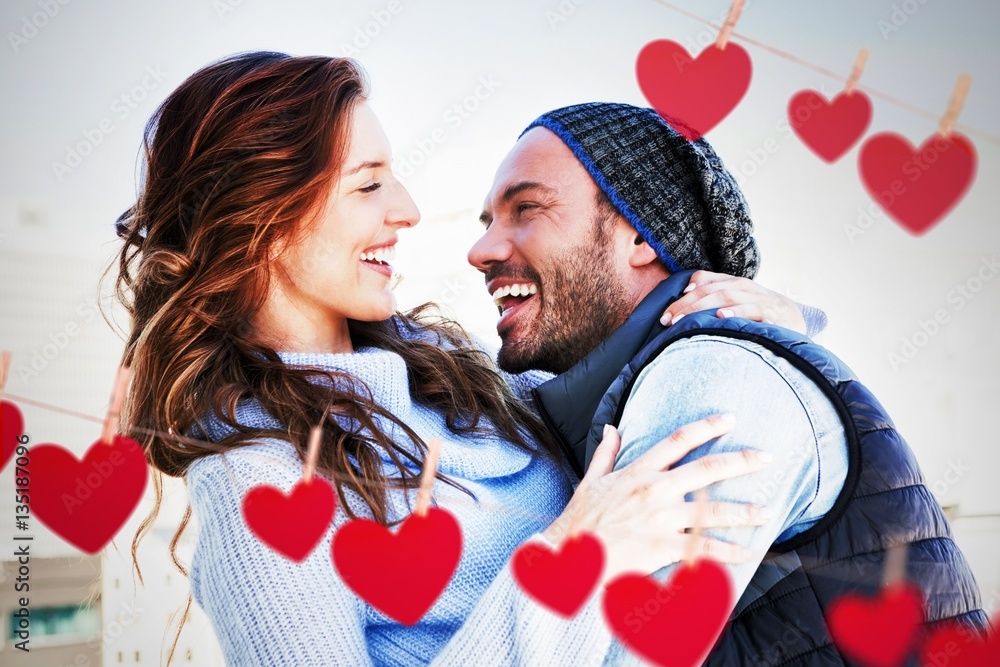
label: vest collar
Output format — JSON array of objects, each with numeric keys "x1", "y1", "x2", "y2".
[{"x1": 532, "y1": 270, "x2": 695, "y2": 476}]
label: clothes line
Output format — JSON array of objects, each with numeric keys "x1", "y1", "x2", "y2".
[
  {"x1": 2, "y1": 390, "x2": 560, "y2": 520},
  {"x1": 649, "y1": 0, "x2": 1000, "y2": 147}
]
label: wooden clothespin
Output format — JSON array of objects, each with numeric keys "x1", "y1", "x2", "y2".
[
  {"x1": 684, "y1": 488, "x2": 710, "y2": 566},
  {"x1": 99, "y1": 366, "x2": 132, "y2": 445},
  {"x1": 938, "y1": 74, "x2": 972, "y2": 138},
  {"x1": 715, "y1": 0, "x2": 746, "y2": 50},
  {"x1": 567, "y1": 483, "x2": 589, "y2": 541},
  {"x1": 883, "y1": 541, "x2": 908, "y2": 588},
  {"x1": 415, "y1": 438, "x2": 443, "y2": 518},
  {"x1": 302, "y1": 424, "x2": 323, "y2": 484},
  {"x1": 844, "y1": 48, "x2": 869, "y2": 96},
  {"x1": 0, "y1": 351, "x2": 11, "y2": 403}
]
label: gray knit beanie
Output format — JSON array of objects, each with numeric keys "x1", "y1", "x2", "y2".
[{"x1": 521, "y1": 102, "x2": 760, "y2": 278}]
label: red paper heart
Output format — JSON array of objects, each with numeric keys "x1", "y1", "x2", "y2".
[
  {"x1": 242, "y1": 477, "x2": 336, "y2": 562},
  {"x1": 859, "y1": 132, "x2": 977, "y2": 235},
  {"x1": 332, "y1": 507, "x2": 462, "y2": 626},
  {"x1": 603, "y1": 559, "x2": 733, "y2": 667},
  {"x1": 2, "y1": 400, "x2": 25, "y2": 472},
  {"x1": 921, "y1": 615, "x2": 1000, "y2": 666},
  {"x1": 29, "y1": 436, "x2": 149, "y2": 554},
  {"x1": 827, "y1": 582, "x2": 925, "y2": 667},
  {"x1": 636, "y1": 39, "x2": 752, "y2": 141},
  {"x1": 512, "y1": 532, "x2": 604, "y2": 617},
  {"x1": 788, "y1": 89, "x2": 872, "y2": 162}
]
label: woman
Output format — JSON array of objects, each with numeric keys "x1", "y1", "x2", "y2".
[{"x1": 113, "y1": 52, "x2": 795, "y2": 665}]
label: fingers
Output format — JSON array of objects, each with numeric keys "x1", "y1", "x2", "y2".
[
  {"x1": 677, "y1": 292, "x2": 766, "y2": 321},
  {"x1": 663, "y1": 448, "x2": 773, "y2": 495},
  {"x1": 583, "y1": 424, "x2": 621, "y2": 482},
  {"x1": 685, "y1": 275, "x2": 755, "y2": 295},
  {"x1": 626, "y1": 414, "x2": 737, "y2": 475},
  {"x1": 714, "y1": 303, "x2": 768, "y2": 323},
  {"x1": 669, "y1": 277, "x2": 808, "y2": 335},
  {"x1": 668, "y1": 501, "x2": 772, "y2": 529},
  {"x1": 661, "y1": 280, "x2": 760, "y2": 325},
  {"x1": 687, "y1": 270, "x2": 735, "y2": 289},
  {"x1": 682, "y1": 535, "x2": 755, "y2": 564}
]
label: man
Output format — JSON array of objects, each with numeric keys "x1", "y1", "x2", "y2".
[{"x1": 469, "y1": 102, "x2": 987, "y2": 665}]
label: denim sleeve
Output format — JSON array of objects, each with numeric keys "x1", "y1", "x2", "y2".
[
  {"x1": 796, "y1": 302, "x2": 829, "y2": 338},
  {"x1": 603, "y1": 334, "x2": 847, "y2": 665}
]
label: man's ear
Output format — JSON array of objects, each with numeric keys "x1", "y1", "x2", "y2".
[{"x1": 627, "y1": 231, "x2": 661, "y2": 268}]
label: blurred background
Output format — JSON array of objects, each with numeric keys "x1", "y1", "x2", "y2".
[{"x1": 1, "y1": 0, "x2": 998, "y2": 664}]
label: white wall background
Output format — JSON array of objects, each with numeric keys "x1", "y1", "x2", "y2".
[{"x1": 1, "y1": 0, "x2": 998, "y2": 665}]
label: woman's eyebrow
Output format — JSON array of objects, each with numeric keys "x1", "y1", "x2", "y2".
[{"x1": 342, "y1": 160, "x2": 385, "y2": 176}]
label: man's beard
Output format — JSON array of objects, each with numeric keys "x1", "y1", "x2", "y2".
[{"x1": 494, "y1": 217, "x2": 634, "y2": 375}]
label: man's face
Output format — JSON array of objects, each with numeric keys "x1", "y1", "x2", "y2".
[{"x1": 469, "y1": 127, "x2": 635, "y2": 375}]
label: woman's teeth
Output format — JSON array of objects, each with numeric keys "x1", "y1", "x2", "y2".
[
  {"x1": 359, "y1": 246, "x2": 396, "y2": 264},
  {"x1": 492, "y1": 283, "x2": 538, "y2": 305}
]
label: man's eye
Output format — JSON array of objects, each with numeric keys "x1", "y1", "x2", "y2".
[
  {"x1": 516, "y1": 202, "x2": 537, "y2": 215},
  {"x1": 359, "y1": 182, "x2": 382, "y2": 193}
]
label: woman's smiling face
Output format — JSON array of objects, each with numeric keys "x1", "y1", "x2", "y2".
[{"x1": 265, "y1": 102, "x2": 421, "y2": 350}]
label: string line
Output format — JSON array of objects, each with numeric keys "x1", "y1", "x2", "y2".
[
  {"x1": 649, "y1": 0, "x2": 1000, "y2": 146},
  {"x1": 2, "y1": 391, "x2": 565, "y2": 523}
]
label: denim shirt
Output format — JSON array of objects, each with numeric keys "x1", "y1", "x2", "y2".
[{"x1": 603, "y1": 333, "x2": 849, "y2": 665}]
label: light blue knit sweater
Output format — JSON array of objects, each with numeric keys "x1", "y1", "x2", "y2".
[{"x1": 186, "y1": 341, "x2": 614, "y2": 666}]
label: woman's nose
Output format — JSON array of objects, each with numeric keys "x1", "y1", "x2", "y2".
[{"x1": 388, "y1": 181, "x2": 421, "y2": 228}]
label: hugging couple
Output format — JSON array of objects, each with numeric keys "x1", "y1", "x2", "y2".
[{"x1": 112, "y1": 52, "x2": 987, "y2": 666}]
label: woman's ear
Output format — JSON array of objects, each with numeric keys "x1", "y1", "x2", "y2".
[{"x1": 628, "y1": 232, "x2": 660, "y2": 268}]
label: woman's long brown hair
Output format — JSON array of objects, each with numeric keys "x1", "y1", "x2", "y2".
[{"x1": 107, "y1": 51, "x2": 560, "y2": 662}]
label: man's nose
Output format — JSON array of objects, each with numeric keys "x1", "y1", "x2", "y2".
[{"x1": 467, "y1": 223, "x2": 513, "y2": 271}]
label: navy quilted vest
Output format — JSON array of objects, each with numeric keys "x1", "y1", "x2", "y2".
[{"x1": 533, "y1": 272, "x2": 988, "y2": 665}]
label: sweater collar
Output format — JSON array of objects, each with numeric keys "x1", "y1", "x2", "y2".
[
  {"x1": 532, "y1": 270, "x2": 695, "y2": 476},
  {"x1": 278, "y1": 347, "x2": 412, "y2": 418}
]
